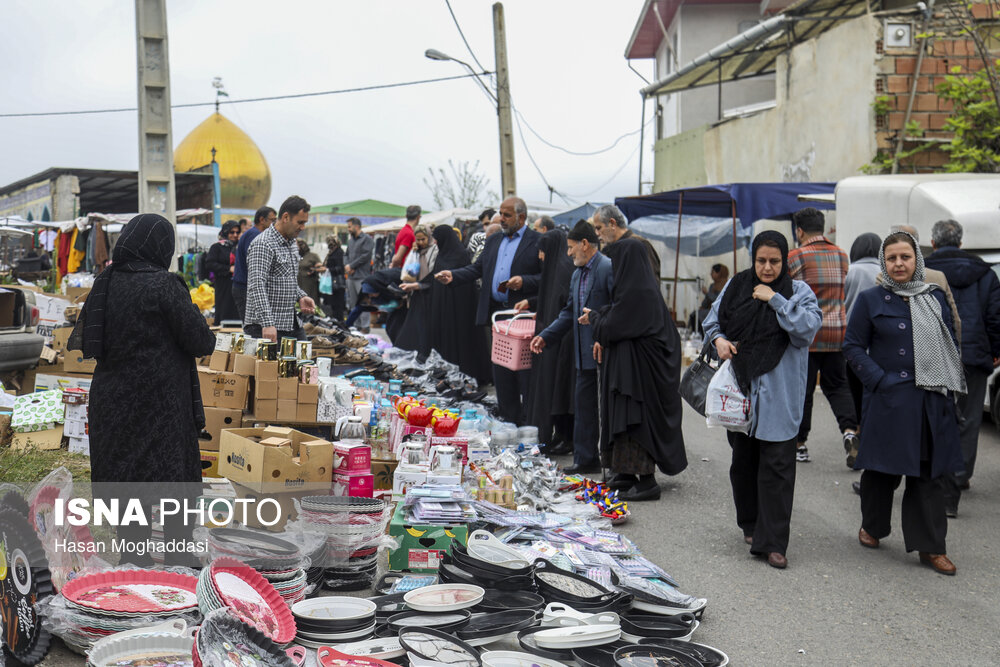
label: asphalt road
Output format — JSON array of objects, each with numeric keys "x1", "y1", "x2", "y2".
[{"x1": 37, "y1": 393, "x2": 1000, "y2": 666}]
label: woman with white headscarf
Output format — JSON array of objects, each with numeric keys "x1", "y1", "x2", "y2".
[{"x1": 843, "y1": 231, "x2": 965, "y2": 576}]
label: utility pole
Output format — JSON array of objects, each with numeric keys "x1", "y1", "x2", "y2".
[
  {"x1": 493, "y1": 2, "x2": 516, "y2": 198},
  {"x1": 135, "y1": 0, "x2": 176, "y2": 228}
]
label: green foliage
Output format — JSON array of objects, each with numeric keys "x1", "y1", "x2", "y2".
[
  {"x1": 935, "y1": 64, "x2": 1000, "y2": 172},
  {"x1": 872, "y1": 95, "x2": 892, "y2": 116}
]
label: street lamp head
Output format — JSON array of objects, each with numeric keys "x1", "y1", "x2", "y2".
[{"x1": 425, "y1": 49, "x2": 453, "y2": 61}]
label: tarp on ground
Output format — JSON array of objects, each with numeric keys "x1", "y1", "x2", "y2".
[
  {"x1": 631, "y1": 214, "x2": 752, "y2": 257},
  {"x1": 615, "y1": 182, "x2": 836, "y2": 230}
]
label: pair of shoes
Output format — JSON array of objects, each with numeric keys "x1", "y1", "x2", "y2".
[
  {"x1": 852, "y1": 481, "x2": 861, "y2": 496},
  {"x1": 563, "y1": 464, "x2": 600, "y2": 475},
  {"x1": 605, "y1": 474, "x2": 637, "y2": 491},
  {"x1": 744, "y1": 535, "x2": 753, "y2": 545},
  {"x1": 767, "y1": 552, "x2": 788, "y2": 569},
  {"x1": 945, "y1": 505, "x2": 958, "y2": 519},
  {"x1": 843, "y1": 431, "x2": 859, "y2": 468},
  {"x1": 621, "y1": 484, "x2": 661, "y2": 502},
  {"x1": 858, "y1": 527, "x2": 879, "y2": 549},
  {"x1": 919, "y1": 552, "x2": 956, "y2": 575},
  {"x1": 796, "y1": 446, "x2": 811, "y2": 463}
]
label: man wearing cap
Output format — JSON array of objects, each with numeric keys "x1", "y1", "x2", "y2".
[{"x1": 530, "y1": 220, "x2": 613, "y2": 474}]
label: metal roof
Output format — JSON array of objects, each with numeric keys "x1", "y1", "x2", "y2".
[{"x1": 641, "y1": 0, "x2": 873, "y2": 97}]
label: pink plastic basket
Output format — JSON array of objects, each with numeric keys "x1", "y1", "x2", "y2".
[{"x1": 491, "y1": 310, "x2": 535, "y2": 371}]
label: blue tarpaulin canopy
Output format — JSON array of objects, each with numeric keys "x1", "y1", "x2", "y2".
[
  {"x1": 551, "y1": 202, "x2": 608, "y2": 228},
  {"x1": 615, "y1": 182, "x2": 836, "y2": 229}
]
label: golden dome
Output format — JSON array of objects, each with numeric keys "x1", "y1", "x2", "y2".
[{"x1": 174, "y1": 112, "x2": 271, "y2": 210}]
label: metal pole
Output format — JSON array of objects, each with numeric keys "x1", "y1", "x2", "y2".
[
  {"x1": 672, "y1": 192, "x2": 684, "y2": 319},
  {"x1": 135, "y1": 0, "x2": 176, "y2": 230},
  {"x1": 493, "y1": 3, "x2": 517, "y2": 197},
  {"x1": 211, "y1": 147, "x2": 222, "y2": 228},
  {"x1": 731, "y1": 199, "x2": 738, "y2": 272},
  {"x1": 717, "y1": 62, "x2": 723, "y2": 121},
  {"x1": 638, "y1": 96, "x2": 646, "y2": 195}
]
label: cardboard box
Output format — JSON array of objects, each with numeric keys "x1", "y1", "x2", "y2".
[
  {"x1": 12, "y1": 390, "x2": 65, "y2": 433},
  {"x1": 335, "y1": 443, "x2": 371, "y2": 473},
  {"x1": 218, "y1": 427, "x2": 333, "y2": 492},
  {"x1": 12, "y1": 426, "x2": 64, "y2": 452},
  {"x1": 255, "y1": 400, "x2": 277, "y2": 421},
  {"x1": 209, "y1": 350, "x2": 230, "y2": 372},
  {"x1": 68, "y1": 435, "x2": 90, "y2": 456},
  {"x1": 65, "y1": 287, "x2": 90, "y2": 302},
  {"x1": 371, "y1": 458, "x2": 399, "y2": 491},
  {"x1": 63, "y1": 350, "x2": 96, "y2": 374},
  {"x1": 295, "y1": 403, "x2": 316, "y2": 422},
  {"x1": 200, "y1": 407, "x2": 243, "y2": 451},
  {"x1": 277, "y1": 399, "x2": 297, "y2": 422},
  {"x1": 260, "y1": 436, "x2": 292, "y2": 448},
  {"x1": 255, "y1": 360, "x2": 278, "y2": 382},
  {"x1": 200, "y1": 450, "x2": 222, "y2": 478},
  {"x1": 64, "y1": 402, "x2": 88, "y2": 422},
  {"x1": 233, "y1": 354, "x2": 257, "y2": 377},
  {"x1": 277, "y1": 377, "x2": 298, "y2": 401},
  {"x1": 393, "y1": 464, "x2": 428, "y2": 497},
  {"x1": 256, "y1": 380, "x2": 277, "y2": 400},
  {"x1": 198, "y1": 369, "x2": 249, "y2": 410},
  {"x1": 297, "y1": 383, "x2": 319, "y2": 404},
  {"x1": 333, "y1": 472, "x2": 374, "y2": 497},
  {"x1": 32, "y1": 372, "x2": 93, "y2": 393},
  {"x1": 388, "y1": 502, "x2": 468, "y2": 572},
  {"x1": 230, "y1": 482, "x2": 306, "y2": 531},
  {"x1": 51, "y1": 327, "x2": 73, "y2": 353},
  {"x1": 214, "y1": 333, "x2": 233, "y2": 352}
]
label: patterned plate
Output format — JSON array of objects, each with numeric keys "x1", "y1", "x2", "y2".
[
  {"x1": 209, "y1": 565, "x2": 296, "y2": 645},
  {"x1": 61, "y1": 570, "x2": 197, "y2": 615}
]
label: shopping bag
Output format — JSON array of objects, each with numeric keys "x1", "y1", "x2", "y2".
[
  {"x1": 679, "y1": 340, "x2": 716, "y2": 416},
  {"x1": 705, "y1": 360, "x2": 751, "y2": 433},
  {"x1": 319, "y1": 271, "x2": 333, "y2": 295}
]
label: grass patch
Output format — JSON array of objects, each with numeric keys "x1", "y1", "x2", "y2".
[{"x1": 0, "y1": 444, "x2": 91, "y2": 484}]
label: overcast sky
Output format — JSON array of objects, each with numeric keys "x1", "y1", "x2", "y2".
[{"x1": 0, "y1": 0, "x2": 655, "y2": 213}]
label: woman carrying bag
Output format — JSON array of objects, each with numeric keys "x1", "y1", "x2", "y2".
[
  {"x1": 703, "y1": 230, "x2": 821, "y2": 569},
  {"x1": 843, "y1": 231, "x2": 965, "y2": 575}
]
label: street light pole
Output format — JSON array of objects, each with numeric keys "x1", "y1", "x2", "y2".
[{"x1": 492, "y1": 2, "x2": 516, "y2": 198}]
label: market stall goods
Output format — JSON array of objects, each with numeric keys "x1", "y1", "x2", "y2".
[
  {"x1": 62, "y1": 570, "x2": 199, "y2": 616},
  {"x1": 613, "y1": 644, "x2": 702, "y2": 667},
  {"x1": 196, "y1": 559, "x2": 296, "y2": 646},
  {"x1": 86, "y1": 631, "x2": 195, "y2": 667},
  {"x1": 456, "y1": 609, "x2": 538, "y2": 647},
  {"x1": 0, "y1": 507, "x2": 54, "y2": 666},
  {"x1": 195, "y1": 607, "x2": 295, "y2": 667},
  {"x1": 636, "y1": 639, "x2": 729, "y2": 667},
  {"x1": 315, "y1": 646, "x2": 401, "y2": 667},
  {"x1": 402, "y1": 584, "x2": 484, "y2": 612},
  {"x1": 399, "y1": 627, "x2": 482, "y2": 667}
]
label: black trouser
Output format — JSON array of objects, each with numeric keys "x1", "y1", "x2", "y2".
[
  {"x1": 728, "y1": 432, "x2": 797, "y2": 556},
  {"x1": 860, "y1": 465, "x2": 947, "y2": 553},
  {"x1": 232, "y1": 282, "x2": 247, "y2": 323},
  {"x1": 322, "y1": 289, "x2": 346, "y2": 323},
  {"x1": 573, "y1": 369, "x2": 599, "y2": 468},
  {"x1": 243, "y1": 323, "x2": 306, "y2": 342},
  {"x1": 943, "y1": 365, "x2": 989, "y2": 509},
  {"x1": 798, "y1": 351, "x2": 858, "y2": 444}
]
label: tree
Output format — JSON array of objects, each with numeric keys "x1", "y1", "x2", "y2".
[{"x1": 423, "y1": 160, "x2": 498, "y2": 210}]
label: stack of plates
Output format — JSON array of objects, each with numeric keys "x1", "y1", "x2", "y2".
[
  {"x1": 262, "y1": 568, "x2": 308, "y2": 607},
  {"x1": 533, "y1": 561, "x2": 632, "y2": 613},
  {"x1": 331, "y1": 637, "x2": 406, "y2": 661},
  {"x1": 620, "y1": 613, "x2": 699, "y2": 643},
  {"x1": 532, "y1": 625, "x2": 622, "y2": 650},
  {"x1": 59, "y1": 569, "x2": 197, "y2": 648},
  {"x1": 196, "y1": 558, "x2": 297, "y2": 646},
  {"x1": 300, "y1": 496, "x2": 387, "y2": 591},
  {"x1": 637, "y1": 639, "x2": 729, "y2": 667},
  {"x1": 87, "y1": 631, "x2": 194, "y2": 667},
  {"x1": 290, "y1": 597, "x2": 377, "y2": 649},
  {"x1": 475, "y1": 589, "x2": 545, "y2": 614},
  {"x1": 443, "y1": 543, "x2": 535, "y2": 591},
  {"x1": 399, "y1": 627, "x2": 482, "y2": 667},
  {"x1": 457, "y1": 609, "x2": 538, "y2": 647},
  {"x1": 612, "y1": 572, "x2": 707, "y2": 619},
  {"x1": 207, "y1": 528, "x2": 302, "y2": 570},
  {"x1": 613, "y1": 644, "x2": 702, "y2": 667},
  {"x1": 194, "y1": 607, "x2": 295, "y2": 667}
]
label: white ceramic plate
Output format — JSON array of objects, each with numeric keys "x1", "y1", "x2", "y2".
[
  {"x1": 481, "y1": 651, "x2": 569, "y2": 667},
  {"x1": 292, "y1": 597, "x2": 377, "y2": 621},
  {"x1": 332, "y1": 638, "x2": 405, "y2": 660},
  {"x1": 403, "y1": 584, "x2": 485, "y2": 612},
  {"x1": 533, "y1": 624, "x2": 621, "y2": 649}
]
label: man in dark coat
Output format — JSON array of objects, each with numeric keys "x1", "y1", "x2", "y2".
[
  {"x1": 924, "y1": 219, "x2": 1000, "y2": 517},
  {"x1": 436, "y1": 196, "x2": 542, "y2": 424},
  {"x1": 532, "y1": 220, "x2": 614, "y2": 474}
]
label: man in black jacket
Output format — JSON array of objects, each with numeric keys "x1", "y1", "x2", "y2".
[
  {"x1": 436, "y1": 196, "x2": 542, "y2": 424},
  {"x1": 925, "y1": 219, "x2": 1000, "y2": 517}
]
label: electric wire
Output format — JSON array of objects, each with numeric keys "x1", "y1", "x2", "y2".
[
  {"x1": 561, "y1": 143, "x2": 641, "y2": 199},
  {"x1": 443, "y1": 0, "x2": 488, "y2": 74},
  {"x1": 513, "y1": 106, "x2": 654, "y2": 156},
  {"x1": 0, "y1": 73, "x2": 484, "y2": 118}
]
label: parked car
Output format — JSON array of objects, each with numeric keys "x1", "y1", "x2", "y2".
[{"x1": 0, "y1": 285, "x2": 44, "y2": 372}]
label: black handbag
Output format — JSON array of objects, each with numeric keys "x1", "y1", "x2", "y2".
[{"x1": 679, "y1": 340, "x2": 717, "y2": 416}]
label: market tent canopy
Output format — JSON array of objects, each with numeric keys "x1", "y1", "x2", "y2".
[
  {"x1": 631, "y1": 214, "x2": 752, "y2": 256},
  {"x1": 363, "y1": 208, "x2": 478, "y2": 234},
  {"x1": 551, "y1": 202, "x2": 609, "y2": 228},
  {"x1": 311, "y1": 199, "x2": 417, "y2": 218},
  {"x1": 640, "y1": 0, "x2": 871, "y2": 97},
  {"x1": 615, "y1": 182, "x2": 836, "y2": 229}
]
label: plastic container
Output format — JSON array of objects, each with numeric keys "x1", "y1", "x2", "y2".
[{"x1": 491, "y1": 310, "x2": 535, "y2": 371}]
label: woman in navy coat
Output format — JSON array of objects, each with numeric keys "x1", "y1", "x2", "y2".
[{"x1": 843, "y1": 231, "x2": 966, "y2": 575}]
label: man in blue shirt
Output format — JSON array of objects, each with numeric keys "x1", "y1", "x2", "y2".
[
  {"x1": 436, "y1": 197, "x2": 542, "y2": 424},
  {"x1": 232, "y1": 206, "x2": 276, "y2": 323}
]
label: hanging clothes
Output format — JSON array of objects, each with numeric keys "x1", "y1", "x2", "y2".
[
  {"x1": 67, "y1": 228, "x2": 85, "y2": 274},
  {"x1": 94, "y1": 224, "x2": 110, "y2": 271}
]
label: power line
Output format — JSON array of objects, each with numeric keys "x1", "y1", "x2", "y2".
[
  {"x1": 512, "y1": 112, "x2": 575, "y2": 206},
  {"x1": 443, "y1": 0, "x2": 488, "y2": 74},
  {"x1": 562, "y1": 144, "x2": 641, "y2": 199},
  {"x1": 514, "y1": 107, "x2": 654, "y2": 156},
  {"x1": 0, "y1": 73, "x2": 484, "y2": 118}
]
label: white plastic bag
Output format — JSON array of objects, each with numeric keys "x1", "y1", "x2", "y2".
[{"x1": 705, "y1": 359, "x2": 752, "y2": 434}]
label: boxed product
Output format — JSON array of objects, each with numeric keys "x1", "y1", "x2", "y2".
[
  {"x1": 12, "y1": 426, "x2": 64, "y2": 452},
  {"x1": 371, "y1": 458, "x2": 399, "y2": 491},
  {"x1": 200, "y1": 450, "x2": 222, "y2": 478},
  {"x1": 295, "y1": 403, "x2": 316, "y2": 422},
  {"x1": 334, "y1": 442, "x2": 371, "y2": 473},
  {"x1": 198, "y1": 369, "x2": 250, "y2": 410},
  {"x1": 12, "y1": 390, "x2": 64, "y2": 432},
  {"x1": 209, "y1": 350, "x2": 230, "y2": 372},
  {"x1": 218, "y1": 427, "x2": 333, "y2": 492},
  {"x1": 62, "y1": 350, "x2": 96, "y2": 374},
  {"x1": 387, "y1": 502, "x2": 468, "y2": 572},
  {"x1": 333, "y1": 472, "x2": 374, "y2": 497},
  {"x1": 277, "y1": 399, "x2": 297, "y2": 422},
  {"x1": 277, "y1": 377, "x2": 298, "y2": 401},
  {"x1": 393, "y1": 464, "x2": 428, "y2": 497},
  {"x1": 200, "y1": 407, "x2": 243, "y2": 451},
  {"x1": 298, "y1": 383, "x2": 319, "y2": 404},
  {"x1": 232, "y1": 353, "x2": 257, "y2": 377},
  {"x1": 255, "y1": 400, "x2": 277, "y2": 421},
  {"x1": 64, "y1": 419, "x2": 88, "y2": 438},
  {"x1": 69, "y1": 435, "x2": 90, "y2": 456},
  {"x1": 255, "y1": 360, "x2": 278, "y2": 382}
]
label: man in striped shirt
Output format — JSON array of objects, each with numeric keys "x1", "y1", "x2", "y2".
[{"x1": 788, "y1": 208, "x2": 859, "y2": 466}]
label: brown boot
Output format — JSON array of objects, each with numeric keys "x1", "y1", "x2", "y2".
[
  {"x1": 858, "y1": 528, "x2": 879, "y2": 549},
  {"x1": 919, "y1": 552, "x2": 956, "y2": 575}
]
